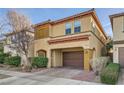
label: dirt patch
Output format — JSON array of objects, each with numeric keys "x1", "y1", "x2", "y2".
[{"x1": 0, "y1": 64, "x2": 47, "y2": 73}]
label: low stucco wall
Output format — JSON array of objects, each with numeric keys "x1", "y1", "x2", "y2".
[{"x1": 89, "y1": 32, "x2": 104, "y2": 58}]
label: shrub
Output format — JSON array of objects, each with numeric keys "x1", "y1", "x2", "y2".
[
  {"x1": 0, "y1": 53, "x2": 10, "y2": 64},
  {"x1": 31, "y1": 57, "x2": 48, "y2": 68},
  {"x1": 4, "y1": 56, "x2": 21, "y2": 67},
  {"x1": 0, "y1": 54, "x2": 5, "y2": 64},
  {"x1": 0, "y1": 48, "x2": 3, "y2": 54},
  {"x1": 100, "y1": 63, "x2": 120, "y2": 84},
  {"x1": 90, "y1": 57, "x2": 110, "y2": 75}
]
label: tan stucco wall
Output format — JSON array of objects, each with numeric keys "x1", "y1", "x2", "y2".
[
  {"x1": 91, "y1": 17, "x2": 106, "y2": 43},
  {"x1": 34, "y1": 35, "x2": 89, "y2": 52},
  {"x1": 52, "y1": 49, "x2": 63, "y2": 67},
  {"x1": 84, "y1": 49, "x2": 93, "y2": 71},
  {"x1": 61, "y1": 47, "x2": 83, "y2": 52},
  {"x1": 49, "y1": 32, "x2": 91, "y2": 50},
  {"x1": 34, "y1": 32, "x2": 91, "y2": 55},
  {"x1": 89, "y1": 32, "x2": 104, "y2": 58},
  {"x1": 34, "y1": 38, "x2": 50, "y2": 56},
  {"x1": 33, "y1": 38, "x2": 52, "y2": 68},
  {"x1": 113, "y1": 16, "x2": 124, "y2": 41},
  {"x1": 51, "y1": 15, "x2": 91, "y2": 37},
  {"x1": 34, "y1": 31, "x2": 105, "y2": 69}
]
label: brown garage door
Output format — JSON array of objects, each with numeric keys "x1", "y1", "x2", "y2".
[
  {"x1": 63, "y1": 51, "x2": 83, "y2": 69},
  {"x1": 119, "y1": 47, "x2": 124, "y2": 68}
]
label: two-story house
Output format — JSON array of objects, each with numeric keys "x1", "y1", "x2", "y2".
[
  {"x1": 110, "y1": 12, "x2": 124, "y2": 68},
  {"x1": 34, "y1": 9, "x2": 107, "y2": 71}
]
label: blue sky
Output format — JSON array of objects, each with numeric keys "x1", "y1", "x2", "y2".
[{"x1": 0, "y1": 8, "x2": 124, "y2": 37}]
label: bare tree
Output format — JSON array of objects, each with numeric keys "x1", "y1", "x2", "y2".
[
  {"x1": 0, "y1": 18, "x2": 8, "y2": 39},
  {"x1": 0, "y1": 22, "x2": 4, "y2": 37},
  {"x1": 6, "y1": 10, "x2": 34, "y2": 71}
]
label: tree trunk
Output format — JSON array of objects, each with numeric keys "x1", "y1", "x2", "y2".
[{"x1": 21, "y1": 54, "x2": 32, "y2": 72}]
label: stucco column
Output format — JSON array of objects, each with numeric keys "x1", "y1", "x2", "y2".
[
  {"x1": 113, "y1": 46, "x2": 119, "y2": 63},
  {"x1": 84, "y1": 49, "x2": 93, "y2": 71},
  {"x1": 47, "y1": 49, "x2": 52, "y2": 68}
]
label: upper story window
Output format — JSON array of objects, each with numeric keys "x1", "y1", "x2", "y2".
[
  {"x1": 74, "y1": 21, "x2": 81, "y2": 33},
  {"x1": 65, "y1": 23, "x2": 71, "y2": 35}
]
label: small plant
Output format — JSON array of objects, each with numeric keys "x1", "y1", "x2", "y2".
[
  {"x1": 0, "y1": 53, "x2": 10, "y2": 64},
  {"x1": 4, "y1": 56, "x2": 21, "y2": 67},
  {"x1": 31, "y1": 56, "x2": 48, "y2": 68},
  {"x1": 100, "y1": 63, "x2": 120, "y2": 84}
]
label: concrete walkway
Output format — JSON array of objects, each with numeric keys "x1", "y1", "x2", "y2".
[{"x1": 0, "y1": 68, "x2": 102, "y2": 85}]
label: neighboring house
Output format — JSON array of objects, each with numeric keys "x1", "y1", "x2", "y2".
[
  {"x1": 4, "y1": 31, "x2": 34, "y2": 57},
  {"x1": 0, "y1": 38, "x2": 6, "y2": 52},
  {"x1": 110, "y1": 12, "x2": 124, "y2": 68},
  {"x1": 34, "y1": 9, "x2": 107, "y2": 71}
]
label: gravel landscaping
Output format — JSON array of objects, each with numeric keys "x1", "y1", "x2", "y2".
[{"x1": 0, "y1": 64, "x2": 46, "y2": 73}]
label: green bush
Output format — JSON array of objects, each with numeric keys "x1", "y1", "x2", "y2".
[
  {"x1": 4, "y1": 56, "x2": 21, "y2": 67},
  {"x1": 31, "y1": 57, "x2": 48, "y2": 68},
  {"x1": 0, "y1": 48, "x2": 3, "y2": 54},
  {"x1": 100, "y1": 63, "x2": 120, "y2": 84},
  {"x1": 0, "y1": 54, "x2": 5, "y2": 64},
  {"x1": 0, "y1": 53, "x2": 10, "y2": 64}
]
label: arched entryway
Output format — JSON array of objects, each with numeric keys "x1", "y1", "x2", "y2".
[{"x1": 37, "y1": 49, "x2": 46, "y2": 57}]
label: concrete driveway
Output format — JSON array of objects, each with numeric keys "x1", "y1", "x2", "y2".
[{"x1": 0, "y1": 68, "x2": 101, "y2": 85}]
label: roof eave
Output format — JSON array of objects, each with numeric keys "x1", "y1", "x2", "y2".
[{"x1": 92, "y1": 11, "x2": 108, "y2": 39}]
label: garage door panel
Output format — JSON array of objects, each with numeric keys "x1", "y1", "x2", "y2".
[
  {"x1": 119, "y1": 47, "x2": 124, "y2": 68},
  {"x1": 63, "y1": 51, "x2": 83, "y2": 69}
]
